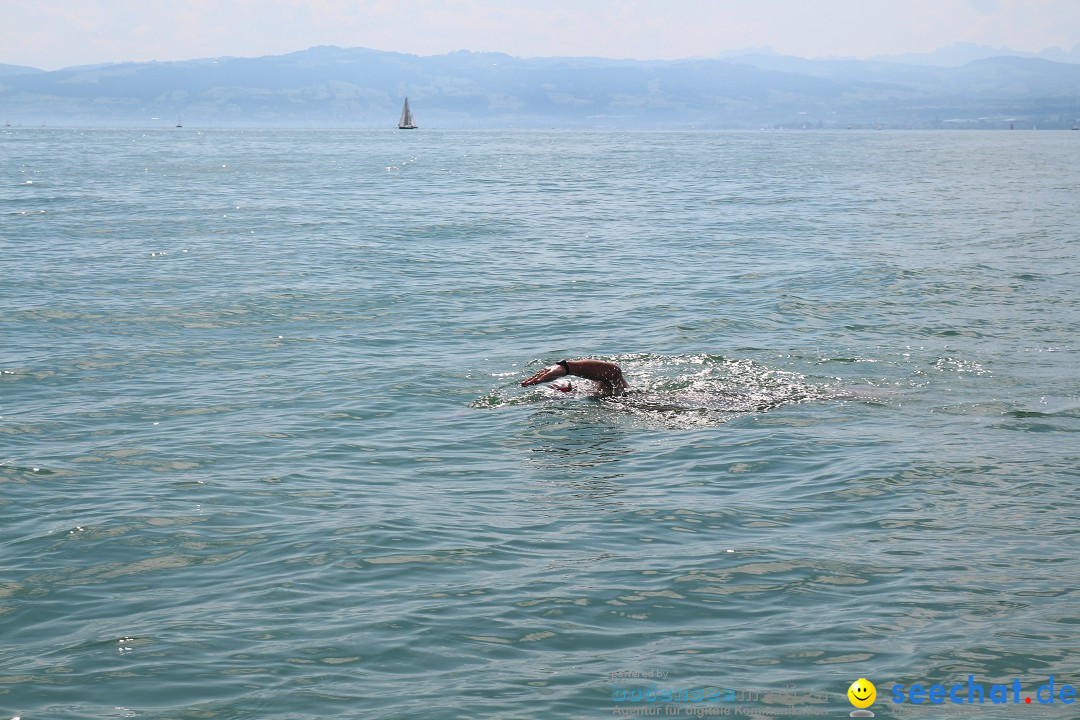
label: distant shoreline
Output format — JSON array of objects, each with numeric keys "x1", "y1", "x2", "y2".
[{"x1": 3, "y1": 46, "x2": 1078, "y2": 131}]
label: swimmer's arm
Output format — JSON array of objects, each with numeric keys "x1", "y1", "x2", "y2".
[
  {"x1": 521, "y1": 363, "x2": 568, "y2": 386},
  {"x1": 521, "y1": 359, "x2": 629, "y2": 391},
  {"x1": 565, "y1": 360, "x2": 628, "y2": 390}
]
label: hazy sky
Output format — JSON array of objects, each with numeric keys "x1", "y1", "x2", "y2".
[{"x1": 5, "y1": 0, "x2": 1080, "y2": 70}]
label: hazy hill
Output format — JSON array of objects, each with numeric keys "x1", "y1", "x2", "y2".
[
  {"x1": 2, "y1": 46, "x2": 1079, "y2": 128},
  {"x1": 872, "y1": 41, "x2": 1080, "y2": 67},
  {"x1": 0, "y1": 63, "x2": 44, "y2": 77}
]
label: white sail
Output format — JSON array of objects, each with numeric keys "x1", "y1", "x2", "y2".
[{"x1": 398, "y1": 98, "x2": 416, "y2": 129}]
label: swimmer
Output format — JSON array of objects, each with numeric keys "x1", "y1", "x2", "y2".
[{"x1": 521, "y1": 359, "x2": 631, "y2": 396}]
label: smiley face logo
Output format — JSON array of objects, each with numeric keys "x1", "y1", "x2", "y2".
[{"x1": 847, "y1": 678, "x2": 876, "y2": 709}]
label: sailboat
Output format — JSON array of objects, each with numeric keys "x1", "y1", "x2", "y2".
[{"x1": 397, "y1": 98, "x2": 417, "y2": 130}]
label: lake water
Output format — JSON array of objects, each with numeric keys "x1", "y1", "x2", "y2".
[{"x1": 2, "y1": 128, "x2": 1078, "y2": 719}]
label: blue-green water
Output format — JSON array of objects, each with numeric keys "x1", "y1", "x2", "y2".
[{"x1": 2, "y1": 129, "x2": 1078, "y2": 719}]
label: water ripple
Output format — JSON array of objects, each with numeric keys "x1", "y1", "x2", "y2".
[{"x1": 0, "y1": 129, "x2": 1077, "y2": 719}]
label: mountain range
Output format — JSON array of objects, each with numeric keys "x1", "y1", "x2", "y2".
[{"x1": 3, "y1": 45, "x2": 1080, "y2": 129}]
